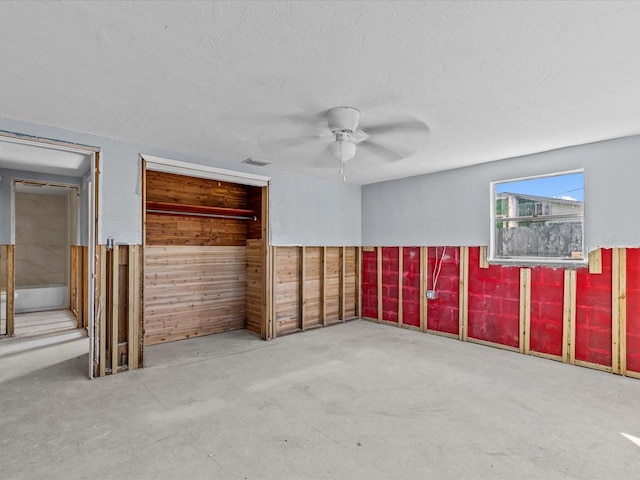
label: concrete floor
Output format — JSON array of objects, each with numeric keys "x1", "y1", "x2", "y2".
[{"x1": 1, "y1": 319, "x2": 640, "y2": 479}]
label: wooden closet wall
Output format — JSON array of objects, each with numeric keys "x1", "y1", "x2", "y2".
[{"x1": 143, "y1": 170, "x2": 265, "y2": 345}]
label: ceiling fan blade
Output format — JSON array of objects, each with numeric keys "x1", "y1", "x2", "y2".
[
  {"x1": 258, "y1": 134, "x2": 326, "y2": 153},
  {"x1": 310, "y1": 144, "x2": 339, "y2": 169},
  {"x1": 362, "y1": 118, "x2": 430, "y2": 136},
  {"x1": 357, "y1": 138, "x2": 409, "y2": 163}
]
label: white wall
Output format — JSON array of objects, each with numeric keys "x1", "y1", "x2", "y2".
[
  {"x1": 0, "y1": 118, "x2": 361, "y2": 246},
  {"x1": 362, "y1": 134, "x2": 640, "y2": 251}
]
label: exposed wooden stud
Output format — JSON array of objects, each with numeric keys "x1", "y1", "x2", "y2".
[
  {"x1": 270, "y1": 246, "x2": 277, "y2": 339},
  {"x1": 479, "y1": 246, "x2": 489, "y2": 269},
  {"x1": 111, "y1": 245, "x2": 119, "y2": 374},
  {"x1": 588, "y1": 249, "x2": 603, "y2": 274},
  {"x1": 70, "y1": 245, "x2": 80, "y2": 327},
  {"x1": 300, "y1": 247, "x2": 306, "y2": 331},
  {"x1": 420, "y1": 246, "x2": 426, "y2": 333},
  {"x1": 620, "y1": 248, "x2": 627, "y2": 376},
  {"x1": 612, "y1": 248, "x2": 620, "y2": 374},
  {"x1": 6, "y1": 245, "x2": 15, "y2": 336},
  {"x1": 612, "y1": 248, "x2": 626, "y2": 375},
  {"x1": 340, "y1": 246, "x2": 346, "y2": 322},
  {"x1": 377, "y1": 247, "x2": 382, "y2": 323},
  {"x1": 127, "y1": 245, "x2": 135, "y2": 370},
  {"x1": 362, "y1": 246, "x2": 374, "y2": 252},
  {"x1": 99, "y1": 245, "x2": 107, "y2": 377},
  {"x1": 459, "y1": 246, "x2": 469, "y2": 341},
  {"x1": 128, "y1": 245, "x2": 142, "y2": 370},
  {"x1": 322, "y1": 246, "x2": 327, "y2": 326},
  {"x1": 519, "y1": 268, "x2": 531, "y2": 354},
  {"x1": 574, "y1": 359, "x2": 612, "y2": 373},
  {"x1": 82, "y1": 246, "x2": 89, "y2": 329},
  {"x1": 466, "y1": 337, "x2": 520, "y2": 353},
  {"x1": 562, "y1": 269, "x2": 577, "y2": 364},
  {"x1": 356, "y1": 246, "x2": 362, "y2": 319},
  {"x1": 397, "y1": 247, "x2": 403, "y2": 328}
]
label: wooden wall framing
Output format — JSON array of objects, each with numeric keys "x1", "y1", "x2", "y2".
[
  {"x1": 270, "y1": 246, "x2": 360, "y2": 338},
  {"x1": 93, "y1": 244, "x2": 142, "y2": 377},
  {"x1": 70, "y1": 245, "x2": 90, "y2": 329},
  {"x1": 361, "y1": 245, "x2": 640, "y2": 380}
]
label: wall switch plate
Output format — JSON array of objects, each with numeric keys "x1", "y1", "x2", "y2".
[{"x1": 426, "y1": 290, "x2": 438, "y2": 300}]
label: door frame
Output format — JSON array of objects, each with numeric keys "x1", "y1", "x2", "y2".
[{"x1": 0, "y1": 132, "x2": 100, "y2": 378}]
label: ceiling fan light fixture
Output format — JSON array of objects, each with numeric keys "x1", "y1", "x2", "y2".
[{"x1": 330, "y1": 138, "x2": 356, "y2": 162}]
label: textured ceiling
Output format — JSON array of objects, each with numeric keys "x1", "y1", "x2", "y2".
[{"x1": 1, "y1": 1, "x2": 640, "y2": 184}]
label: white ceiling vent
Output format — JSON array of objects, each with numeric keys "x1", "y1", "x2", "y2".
[{"x1": 242, "y1": 157, "x2": 271, "y2": 167}]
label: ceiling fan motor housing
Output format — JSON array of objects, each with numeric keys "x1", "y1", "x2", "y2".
[{"x1": 327, "y1": 106, "x2": 360, "y2": 134}]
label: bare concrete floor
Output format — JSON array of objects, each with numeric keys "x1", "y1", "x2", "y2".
[{"x1": 1, "y1": 319, "x2": 640, "y2": 479}]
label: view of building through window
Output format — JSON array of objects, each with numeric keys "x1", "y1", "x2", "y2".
[{"x1": 492, "y1": 171, "x2": 584, "y2": 262}]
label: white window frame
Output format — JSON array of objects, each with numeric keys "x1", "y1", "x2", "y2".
[{"x1": 489, "y1": 169, "x2": 586, "y2": 266}]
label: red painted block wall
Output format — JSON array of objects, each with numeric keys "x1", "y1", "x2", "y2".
[
  {"x1": 575, "y1": 249, "x2": 612, "y2": 367},
  {"x1": 381, "y1": 247, "x2": 399, "y2": 323},
  {"x1": 528, "y1": 266, "x2": 564, "y2": 357},
  {"x1": 402, "y1": 247, "x2": 421, "y2": 327},
  {"x1": 467, "y1": 247, "x2": 520, "y2": 348},
  {"x1": 361, "y1": 248, "x2": 378, "y2": 319},
  {"x1": 427, "y1": 246, "x2": 460, "y2": 335},
  {"x1": 625, "y1": 249, "x2": 640, "y2": 373}
]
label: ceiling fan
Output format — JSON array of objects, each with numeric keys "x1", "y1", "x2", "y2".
[{"x1": 259, "y1": 106, "x2": 430, "y2": 180}]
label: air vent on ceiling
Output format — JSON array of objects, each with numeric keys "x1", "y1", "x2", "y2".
[{"x1": 241, "y1": 157, "x2": 270, "y2": 167}]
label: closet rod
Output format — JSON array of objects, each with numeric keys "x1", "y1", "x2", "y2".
[{"x1": 147, "y1": 209, "x2": 257, "y2": 221}]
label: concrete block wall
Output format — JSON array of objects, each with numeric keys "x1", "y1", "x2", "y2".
[{"x1": 361, "y1": 246, "x2": 640, "y2": 379}]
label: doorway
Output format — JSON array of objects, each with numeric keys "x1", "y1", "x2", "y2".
[
  {"x1": 11, "y1": 181, "x2": 78, "y2": 337},
  {"x1": 0, "y1": 134, "x2": 98, "y2": 377}
]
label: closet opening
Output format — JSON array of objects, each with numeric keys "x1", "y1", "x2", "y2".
[{"x1": 141, "y1": 156, "x2": 270, "y2": 361}]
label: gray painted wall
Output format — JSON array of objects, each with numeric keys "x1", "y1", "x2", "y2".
[
  {"x1": 362, "y1": 134, "x2": 640, "y2": 251},
  {"x1": 0, "y1": 167, "x2": 83, "y2": 245},
  {"x1": 0, "y1": 118, "x2": 361, "y2": 246}
]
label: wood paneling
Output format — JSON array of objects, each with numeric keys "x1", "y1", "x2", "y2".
[
  {"x1": 325, "y1": 247, "x2": 341, "y2": 324},
  {"x1": 246, "y1": 240, "x2": 263, "y2": 334},
  {"x1": 144, "y1": 246, "x2": 246, "y2": 345},
  {"x1": 247, "y1": 185, "x2": 263, "y2": 240},
  {"x1": 304, "y1": 247, "x2": 323, "y2": 329},
  {"x1": 145, "y1": 170, "x2": 256, "y2": 247},
  {"x1": 271, "y1": 246, "x2": 359, "y2": 336},
  {"x1": 146, "y1": 170, "x2": 248, "y2": 208},
  {"x1": 145, "y1": 214, "x2": 247, "y2": 246},
  {"x1": 144, "y1": 169, "x2": 267, "y2": 346},
  {"x1": 274, "y1": 247, "x2": 301, "y2": 335},
  {"x1": 344, "y1": 247, "x2": 358, "y2": 319}
]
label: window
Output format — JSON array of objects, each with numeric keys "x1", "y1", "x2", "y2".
[{"x1": 490, "y1": 171, "x2": 585, "y2": 264}]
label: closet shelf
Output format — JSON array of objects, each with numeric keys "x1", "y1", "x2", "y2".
[{"x1": 145, "y1": 201, "x2": 257, "y2": 220}]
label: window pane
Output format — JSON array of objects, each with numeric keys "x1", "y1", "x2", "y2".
[{"x1": 493, "y1": 172, "x2": 584, "y2": 262}]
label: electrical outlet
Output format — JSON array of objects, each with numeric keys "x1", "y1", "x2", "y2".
[{"x1": 426, "y1": 290, "x2": 438, "y2": 300}]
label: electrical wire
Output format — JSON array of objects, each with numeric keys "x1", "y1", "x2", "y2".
[{"x1": 432, "y1": 246, "x2": 447, "y2": 291}]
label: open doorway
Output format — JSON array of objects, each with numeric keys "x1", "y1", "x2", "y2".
[
  {"x1": 0, "y1": 134, "x2": 98, "y2": 377},
  {"x1": 10, "y1": 181, "x2": 78, "y2": 337}
]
